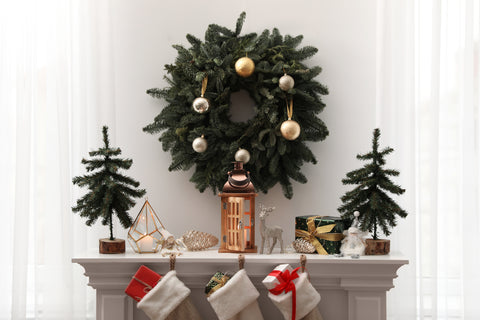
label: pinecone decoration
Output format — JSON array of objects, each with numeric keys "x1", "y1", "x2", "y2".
[
  {"x1": 181, "y1": 230, "x2": 219, "y2": 251},
  {"x1": 292, "y1": 238, "x2": 316, "y2": 254}
]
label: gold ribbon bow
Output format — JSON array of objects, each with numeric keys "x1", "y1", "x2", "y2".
[
  {"x1": 295, "y1": 216, "x2": 344, "y2": 255},
  {"x1": 207, "y1": 274, "x2": 230, "y2": 297}
]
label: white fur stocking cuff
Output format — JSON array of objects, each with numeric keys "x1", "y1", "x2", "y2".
[
  {"x1": 137, "y1": 270, "x2": 190, "y2": 320},
  {"x1": 208, "y1": 269, "x2": 263, "y2": 320}
]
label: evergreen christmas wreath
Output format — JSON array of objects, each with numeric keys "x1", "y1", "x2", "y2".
[{"x1": 144, "y1": 12, "x2": 328, "y2": 199}]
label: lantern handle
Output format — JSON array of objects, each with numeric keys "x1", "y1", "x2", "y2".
[
  {"x1": 169, "y1": 254, "x2": 176, "y2": 271},
  {"x1": 238, "y1": 254, "x2": 245, "y2": 270},
  {"x1": 228, "y1": 171, "x2": 251, "y2": 188}
]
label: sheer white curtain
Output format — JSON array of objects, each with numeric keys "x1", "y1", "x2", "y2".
[
  {"x1": 380, "y1": 0, "x2": 480, "y2": 319},
  {"x1": 0, "y1": 0, "x2": 115, "y2": 318}
]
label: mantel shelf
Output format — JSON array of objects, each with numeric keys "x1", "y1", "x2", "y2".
[
  {"x1": 73, "y1": 249, "x2": 408, "y2": 320},
  {"x1": 73, "y1": 249, "x2": 407, "y2": 264}
]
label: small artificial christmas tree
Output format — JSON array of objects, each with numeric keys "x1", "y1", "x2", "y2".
[
  {"x1": 338, "y1": 128, "x2": 407, "y2": 242},
  {"x1": 72, "y1": 126, "x2": 146, "y2": 253}
]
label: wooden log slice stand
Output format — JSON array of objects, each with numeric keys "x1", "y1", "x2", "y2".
[
  {"x1": 365, "y1": 239, "x2": 390, "y2": 255},
  {"x1": 99, "y1": 238, "x2": 125, "y2": 254}
]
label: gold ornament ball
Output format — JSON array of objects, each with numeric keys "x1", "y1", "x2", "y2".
[
  {"x1": 280, "y1": 120, "x2": 301, "y2": 140},
  {"x1": 234, "y1": 148, "x2": 251, "y2": 164},
  {"x1": 279, "y1": 74, "x2": 295, "y2": 91},
  {"x1": 192, "y1": 136, "x2": 207, "y2": 153},
  {"x1": 235, "y1": 57, "x2": 255, "y2": 77},
  {"x1": 192, "y1": 97, "x2": 210, "y2": 113}
]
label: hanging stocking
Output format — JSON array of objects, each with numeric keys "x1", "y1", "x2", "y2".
[
  {"x1": 267, "y1": 256, "x2": 324, "y2": 320},
  {"x1": 207, "y1": 256, "x2": 264, "y2": 320},
  {"x1": 137, "y1": 256, "x2": 202, "y2": 320}
]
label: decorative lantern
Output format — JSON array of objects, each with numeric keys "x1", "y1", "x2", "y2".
[
  {"x1": 218, "y1": 162, "x2": 257, "y2": 253},
  {"x1": 127, "y1": 199, "x2": 164, "y2": 253}
]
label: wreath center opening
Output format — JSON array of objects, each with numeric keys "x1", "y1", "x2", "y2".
[{"x1": 228, "y1": 89, "x2": 257, "y2": 123}]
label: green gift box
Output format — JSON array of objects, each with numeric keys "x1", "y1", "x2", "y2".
[
  {"x1": 205, "y1": 271, "x2": 230, "y2": 296},
  {"x1": 295, "y1": 215, "x2": 346, "y2": 255}
]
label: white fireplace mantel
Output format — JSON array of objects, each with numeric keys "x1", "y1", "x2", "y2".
[{"x1": 73, "y1": 250, "x2": 408, "y2": 320}]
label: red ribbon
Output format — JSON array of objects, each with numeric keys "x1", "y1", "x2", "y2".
[{"x1": 268, "y1": 267, "x2": 301, "y2": 320}]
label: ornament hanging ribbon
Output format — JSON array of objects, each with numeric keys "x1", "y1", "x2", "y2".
[
  {"x1": 286, "y1": 98, "x2": 294, "y2": 120},
  {"x1": 295, "y1": 216, "x2": 344, "y2": 255},
  {"x1": 269, "y1": 267, "x2": 301, "y2": 320},
  {"x1": 201, "y1": 75, "x2": 208, "y2": 98}
]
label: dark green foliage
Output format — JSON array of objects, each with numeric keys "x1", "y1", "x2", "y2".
[
  {"x1": 338, "y1": 128, "x2": 408, "y2": 239},
  {"x1": 144, "y1": 12, "x2": 328, "y2": 199},
  {"x1": 72, "y1": 126, "x2": 146, "y2": 240}
]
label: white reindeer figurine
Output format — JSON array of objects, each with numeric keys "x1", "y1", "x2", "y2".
[{"x1": 259, "y1": 204, "x2": 284, "y2": 254}]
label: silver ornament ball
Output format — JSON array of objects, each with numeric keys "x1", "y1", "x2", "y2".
[
  {"x1": 279, "y1": 74, "x2": 295, "y2": 91},
  {"x1": 234, "y1": 148, "x2": 251, "y2": 164},
  {"x1": 192, "y1": 97, "x2": 210, "y2": 113},
  {"x1": 192, "y1": 136, "x2": 207, "y2": 153}
]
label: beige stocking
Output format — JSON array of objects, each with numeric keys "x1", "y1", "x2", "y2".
[{"x1": 137, "y1": 270, "x2": 202, "y2": 320}]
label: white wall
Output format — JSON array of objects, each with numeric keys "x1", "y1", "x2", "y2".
[{"x1": 101, "y1": 0, "x2": 379, "y2": 247}]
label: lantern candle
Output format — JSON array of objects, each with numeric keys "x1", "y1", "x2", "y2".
[{"x1": 138, "y1": 235, "x2": 154, "y2": 252}]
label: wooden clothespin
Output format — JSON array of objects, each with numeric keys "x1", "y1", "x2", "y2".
[
  {"x1": 300, "y1": 254, "x2": 307, "y2": 273},
  {"x1": 238, "y1": 254, "x2": 245, "y2": 270}
]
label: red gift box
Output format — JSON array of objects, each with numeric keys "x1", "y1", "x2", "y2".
[{"x1": 125, "y1": 265, "x2": 162, "y2": 302}]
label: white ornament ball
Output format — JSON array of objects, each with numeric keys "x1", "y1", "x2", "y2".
[
  {"x1": 354, "y1": 211, "x2": 360, "y2": 218},
  {"x1": 192, "y1": 97, "x2": 210, "y2": 113},
  {"x1": 235, "y1": 148, "x2": 251, "y2": 164},
  {"x1": 192, "y1": 136, "x2": 207, "y2": 153},
  {"x1": 279, "y1": 74, "x2": 295, "y2": 91}
]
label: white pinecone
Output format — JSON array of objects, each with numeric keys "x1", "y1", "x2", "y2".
[
  {"x1": 292, "y1": 238, "x2": 316, "y2": 254},
  {"x1": 181, "y1": 230, "x2": 219, "y2": 251}
]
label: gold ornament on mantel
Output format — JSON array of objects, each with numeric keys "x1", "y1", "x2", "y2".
[
  {"x1": 192, "y1": 75, "x2": 210, "y2": 113},
  {"x1": 180, "y1": 230, "x2": 219, "y2": 251},
  {"x1": 235, "y1": 55, "x2": 255, "y2": 78},
  {"x1": 292, "y1": 238, "x2": 316, "y2": 254},
  {"x1": 280, "y1": 98, "x2": 301, "y2": 140}
]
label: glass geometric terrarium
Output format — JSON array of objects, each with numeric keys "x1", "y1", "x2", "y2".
[{"x1": 127, "y1": 199, "x2": 164, "y2": 253}]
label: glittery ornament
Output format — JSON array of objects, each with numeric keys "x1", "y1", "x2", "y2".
[
  {"x1": 181, "y1": 230, "x2": 219, "y2": 251},
  {"x1": 279, "y1": 73, "x2": 294, "y2": 91},
  {"x1": 292, "y1": 238, "x2": 316, "y2": 254},
  {"x1": 234, "y1": 148, "x2": 251, "y2": 164},
  {"x1": 235, "y1": 56, "x2": 255, "y2": 77},
  {"x1": 192, "y1": 135, "x2": 207, "y2": 153}
]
